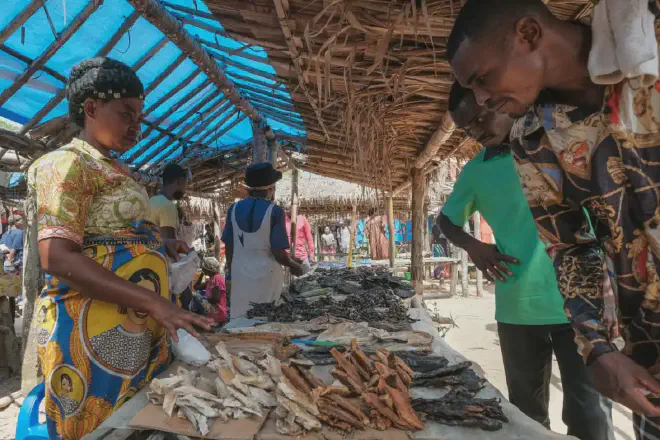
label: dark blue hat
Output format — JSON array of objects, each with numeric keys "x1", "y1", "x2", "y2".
[{"x1": 245, "y1": 162, "x2": 282, "y2": 189}]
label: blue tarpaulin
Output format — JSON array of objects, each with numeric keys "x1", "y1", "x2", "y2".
[{"x1": 0, "y1": 0, "x2": 305, "y2": 173}]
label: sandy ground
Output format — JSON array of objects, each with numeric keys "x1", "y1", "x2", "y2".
[{"x1": 426, "y1": 286, "x2": 635, "y2": 440}]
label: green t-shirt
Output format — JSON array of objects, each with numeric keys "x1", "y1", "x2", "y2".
[{"x1": 442, "y1": 148, "x2": 567, "y2": 325}]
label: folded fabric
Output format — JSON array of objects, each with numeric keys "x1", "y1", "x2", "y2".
[{"x1": 588, "y1": 0, "x2": 658, "y2": 86}]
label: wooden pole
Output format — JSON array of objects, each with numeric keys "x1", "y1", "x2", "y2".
[
  {"x1": 289, "y1": 168, "x2": 299, "y2": 259},
  {"x1": 266, "y1": 127, "x2": 278, "y2": 167},
  {"x1": 473, "y1": 212, "x2": 484, "y2": 297},
  {"x1": 450, "y1": 243, "x2": 459, "y2": 297},
  {"x1": 347, "y1": 204, "x2": 358, "y2": 268},
  {"x1": 252, "y1": 120, "x2": 267, "y2": 163},
  {"x1": 213, "y1": 202, "x2": 222, "y2": 262},
  {"x1": 461, "y1": 223, "x2": 470, "y2": 297},
  {"x1": 386, "y1": 196, "x2": 395, "y2": 269},
  {"x1": 411, "y1": 168, "x2": 427, "y2": 295}
]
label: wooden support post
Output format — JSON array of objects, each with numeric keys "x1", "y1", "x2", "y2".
[
  {"x1": 386, "y1": 196, "x2": 395, "y2": 269},
  {"x1": 411, "y1": 168, "x2": 428, "y2": 295},
  {"x1": 347, "y1": 204, "x2": 358, "y2": 268},
  {"x1": 423, "y1": 203, "x2": 430, "y2": 254},
  {"x1": 213, "y1": 202, "x2": 222, "y2": 263},
  {"x1": 266, "y1": 128, "x2": 278, "y2": 167},
  {"x1": 473, "y1": 212, "x2": 484, "y2": 297},
  {"x1": 252, "y1": 120, "x2": 267, "y2": 163},
  {"x1": 450, "y1": 243, "x2": 459, "y2": 297},
  {"x1": 461, "y1": 223, "x2": 470, "y2": 297},
  {"x1": 289, "y1": 168, "x2": 299, "y2": 259}
]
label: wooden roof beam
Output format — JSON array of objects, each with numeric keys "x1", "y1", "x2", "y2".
[
  {"x1": 127, "y1": 0, "x2": 263, "y2": 128},
  {"x1": 414, "y1": 112, "x2": 455, "y2": 168}
]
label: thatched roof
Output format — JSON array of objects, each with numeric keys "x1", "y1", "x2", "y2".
[{"x1": 204, "y1": 0, "x2": 598, "y2": 192}]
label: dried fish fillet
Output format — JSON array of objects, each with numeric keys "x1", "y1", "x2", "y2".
[
  {"x1": 194, "y1": 376, "x2": 216, "y2": 395},
  {"x1": 249, "y1": 386, "x2": 277, "y2": 408},
  {"x1": 150, "y1": 375, "x2": 185, "y2": 395},
  {"x1": 258, "y1": 354, "x2": 283, "y2": 377},
  {"x1": 276, "y1": 417, "x2": 304, "y2": 436},
  {"x1": 162, "y1": 392, "x2": 177, "y2": 417},
  {"x1": 276, "y1": 394, "x2": 322, "y2": 431},
  {"x1": 215, "y1": 342, "x2": 234, "y2": 368},
  {"x1": 172, "y1": 386, "x2": 224, "y2": 404},
  {"x1": 177, "y1": 406, "x2": 209, "y2": 436},
  {"x1": 227, "y1": 385, "x2": 263, "y2": 416},
  {"x1": 277, "y1": 378, "x2": 319, "y2": 416},
  {"x1": 233, "y1": 355, "x2": 260, "y2": 377},
  {"x1": 215, "y1": 377, "x2": 230, "y2": 399},
  {"x1": 177, "y1": 395, "x2": 224, "y2": 418}
]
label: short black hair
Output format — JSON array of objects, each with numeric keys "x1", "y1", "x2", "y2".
[
  {"x1": 67, "y1": 57, "x2": 143, "y2": 127},
  {"x1": 247, "y1": 189, "x2": 270, "y2": 199},
  {"x1": 162, "y1": 164, "x2": 187, "y2": 186},
  {"x1": 448, "y1": 81, "x2": 471, "y2": 114},
  {"x1": 447, "y1": 0, "x2": 551, "y2": 62}
]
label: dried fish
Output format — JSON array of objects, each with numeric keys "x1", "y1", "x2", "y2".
[
  {"x1": 194, "y1": 376, "x2": 216, "y2": 396},
  {"x1": 412, "y1": 391, "x2": 508, "y2": 432},
  {"x1": 281, "y1": 364, "x2": 313, "y2": 394},
  {"x1": 177, "y1": 406, "x2": 209, "y2": 437},
  {"x1": 413, "y1": 361, "x2": 472, "y2": 381},
  {"x1": 249, "y1": 386, "x2": 277, "y2": 408},
  {"x1": 276, "y1": 394, "x2": 322, "y2": 431},
  {"x1": 177, "y1": 395, "x2": 224, "y2": 418},
  {"x1": 258, "y1": 354, "x2": 283, "y2": 377},
  {"x1": 233, "y1": 355, "x2": 260, "y2": 377},
  {"x1": 277, "y1": 378, "x2": 320, "y2": 416},
  {"x1": 215, "y1": 377, "x2": 230, "y2": 399},
  {"x1": 150, "y1": 375, "x2": 185, "y2": 395},
  {"x1": 162, "y1": 392, "x2": 177, "y2": 417},
  {"x1": 227, "y1": 385, "x2": 263, "y2": 416}
]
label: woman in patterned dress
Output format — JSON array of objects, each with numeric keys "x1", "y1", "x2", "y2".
[{"x1": 26, "y1": 58, "x2": 213, "y2": 440}]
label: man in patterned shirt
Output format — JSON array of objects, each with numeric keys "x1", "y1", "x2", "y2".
[{"x1": 447, "y1": 0, "x2": 660, "y2": 436}]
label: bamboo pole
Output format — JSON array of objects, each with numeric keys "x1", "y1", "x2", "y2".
[
  {"x1": 143, "y1": 52, "x2": 187, "y2": 96},
  {"x1": 411, "y1": 168, "x2": 427, "y2": 295},
  {"x1": 473, "y1": 212, "x2": 484, "y2": 297},
  {"x1": 386, "y1": 196, "x2": 395, "y2": 269},
  {"x1": 272, "y1": 0, "x2": 329, "y2": 140},
  {"x1": 127, "y1": 0, "x2": 263, "y2": 122},
  {"x1": 178, "y1": 114, "x2": 249, "y2": 169},
  {"x1": 290, "y1": 168, "x2": 299, "y2": 259},
  {"x1": 347, "y1": 204, "x2": 358, "y2": 268}
]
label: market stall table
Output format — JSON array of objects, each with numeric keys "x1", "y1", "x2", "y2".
[{"x1": 82, "y1": 305, "x2": 574, "y2": 440}]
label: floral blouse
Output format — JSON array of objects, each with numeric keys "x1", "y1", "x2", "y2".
[{"x1": 27, "y1": 138, "x2": 149, "y2": 246}]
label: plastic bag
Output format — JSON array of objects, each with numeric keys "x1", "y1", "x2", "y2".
[
  {"x1": 169, "y1": 251, "x2": 200, "y2": 295},
  {"x1": 171, "y1": 329, "x2": 210, "y2": 366}
]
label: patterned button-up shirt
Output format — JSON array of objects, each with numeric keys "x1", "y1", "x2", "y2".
[{"x1": 511, "y1": 79, "x2": 660, "y2": 368}]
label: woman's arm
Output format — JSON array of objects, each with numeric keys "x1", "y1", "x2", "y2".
[{"x1": 39, "y1": 238, "x2": 213, "y2": 340}]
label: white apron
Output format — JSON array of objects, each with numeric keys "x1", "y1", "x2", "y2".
[{"x1": 230, "y1": 201, "x2": 284, "y2": 319}]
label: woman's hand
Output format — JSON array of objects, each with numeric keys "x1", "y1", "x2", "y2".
[
  {"x1": 149, "y1": 297, "x2": 213, "y2": 341},
  {"x1": 164, "y1": 239, "x2": 191, "y2": 262}
]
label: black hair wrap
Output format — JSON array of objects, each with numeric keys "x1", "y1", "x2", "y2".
[{"x1": 66, "y1": 57, "x2": 144, "y2": 127}]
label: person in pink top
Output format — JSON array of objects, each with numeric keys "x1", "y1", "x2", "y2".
[
  {"x1": 192, "y1": 257, "x2": 227, "y2": 326},
  {"x1": 285, "y1": 212, "x2": 315, "y2": 262}
]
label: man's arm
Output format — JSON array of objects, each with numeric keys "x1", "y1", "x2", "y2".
[{"x1": 439, "y1": 161, "x2": 517, "y2": 281}]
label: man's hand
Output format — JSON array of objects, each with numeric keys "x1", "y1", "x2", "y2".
[
  {"x1": 465, "y1": 241, "x2": 518, "y2": 281},
  {"x1": 590, "y1": 351, "x2": 660, "y2": 416}
]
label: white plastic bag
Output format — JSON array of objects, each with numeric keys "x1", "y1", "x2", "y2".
[
  {"x1": 171, "y1": 329, "x2": 210, "y2": 366},
  {"x1": 169, "y1": 251, "x2": 200, "y2": 295}
]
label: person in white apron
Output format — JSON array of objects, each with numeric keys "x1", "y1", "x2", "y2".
[{"x1": 222, "y1": 163, "x2": 304, "y2": 320}]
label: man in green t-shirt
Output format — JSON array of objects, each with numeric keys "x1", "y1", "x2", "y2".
[{"x1": 438, "y1": 83, "x2": 613, "y2": 440}]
